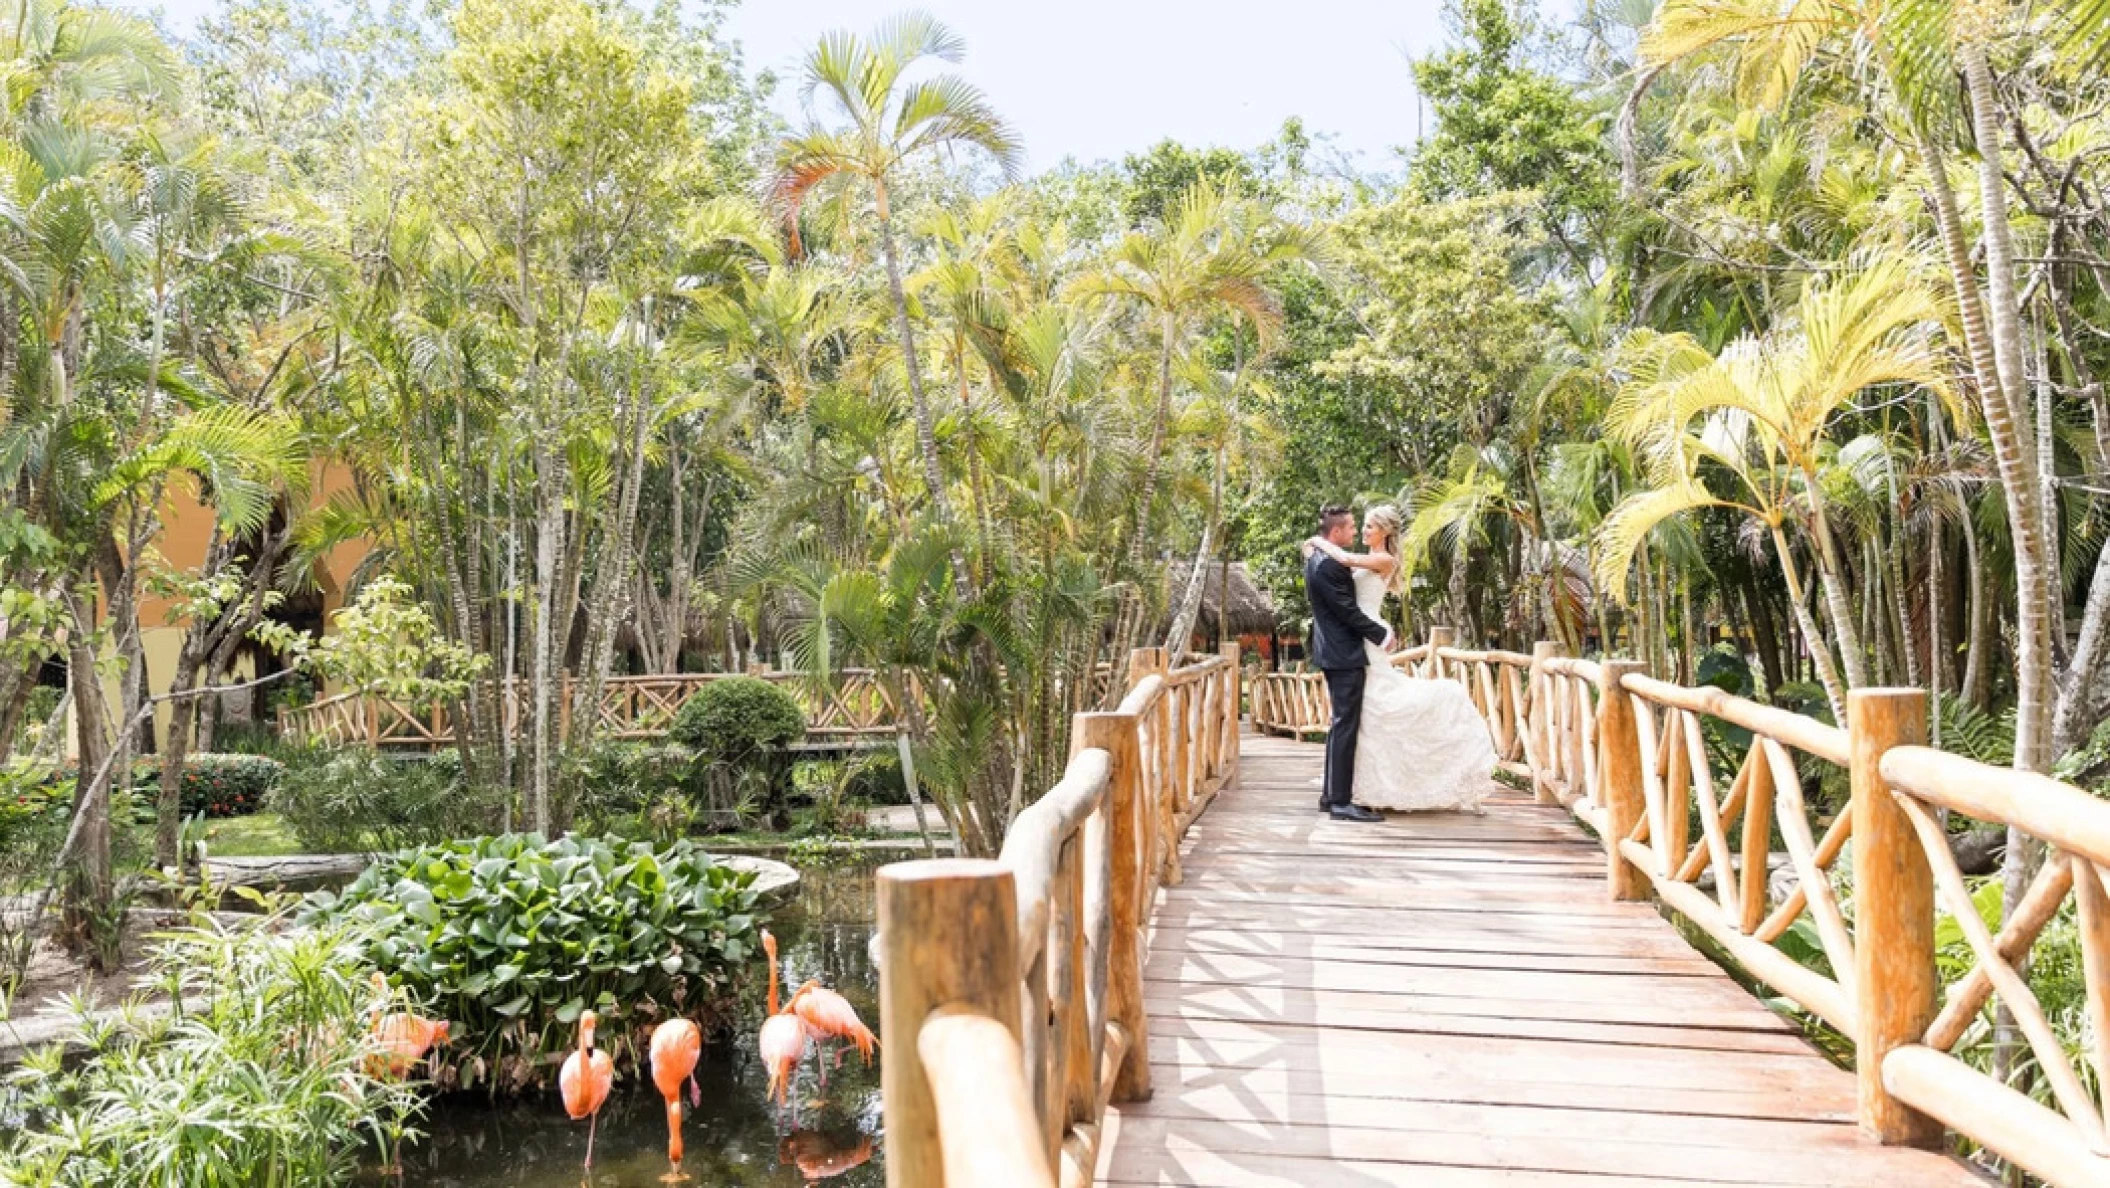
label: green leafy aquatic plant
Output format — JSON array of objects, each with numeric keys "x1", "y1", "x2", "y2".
[{"x1": 302, "y1": 833, "x2": 761, "y2": 1092}]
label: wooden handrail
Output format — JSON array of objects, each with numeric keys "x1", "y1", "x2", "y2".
[
  {"x1": 278, "y1": 669, "x2": 906, "y2": 748},
  {"x1": 918, "y1": 1010, "x2": 1056, "y2": 1188},
  {"x1": 1874, "y1": 740, "x2": 2110, "y2": 1184},
  {"x1": 878, "y1": 643, "x2": 1241, "y2": 1188},
  {"x1": 1397, "y1": 638, "x2": 2110, "y2": 1185}
]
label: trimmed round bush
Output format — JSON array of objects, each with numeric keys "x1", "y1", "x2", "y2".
[
  {"x1": 301, "y1": 833, "x2": 760, "y2": 1092},
  {"x1": 670, "y1": 677, "x2": 805, "y2": 756}
]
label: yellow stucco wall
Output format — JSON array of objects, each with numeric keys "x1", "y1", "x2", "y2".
[{"x1": 68, "y1": 461, "x2": 370, "y2": 758}]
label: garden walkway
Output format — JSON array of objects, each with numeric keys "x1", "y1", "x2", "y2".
[{"x1": 1092, "y1": 732, "x2": 1987, "y2": 1187}]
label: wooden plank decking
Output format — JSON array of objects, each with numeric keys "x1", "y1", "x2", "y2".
[{"x1": 1094, "y1": 732, "x2": 1987, "y2": 1187}]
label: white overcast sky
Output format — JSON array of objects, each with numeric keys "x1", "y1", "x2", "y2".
[{"x1": 121, "y1": 0, "x2": 1464, "y2": 174}]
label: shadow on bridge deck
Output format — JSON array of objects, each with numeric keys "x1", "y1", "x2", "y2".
[{"x1": 1094, "y1": 732, "x2": 1989, "y2": 1187}]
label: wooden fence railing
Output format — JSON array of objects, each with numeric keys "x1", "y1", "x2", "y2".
[
  {"x1": 277, "y1": 670, "x2": 901, "y2": 748},
  {"x1": 876, "y1": 645, "x2": 1241, "y2": 1188},
  {"x1": 1385, "y1": 636, "x2": 2110, "y2": 1186}
]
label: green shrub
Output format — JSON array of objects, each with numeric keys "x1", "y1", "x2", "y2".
[
  {"x1": 0, "y1": 909, "x2": 425, "y2": 1186},
  {"x1": 670, "y1": 677, "x2": 805, "y2": 755},
  {"x1": 1694, "y1": 645, "x2": 1752, "y2": 697},
  {"x1": 209, "y1": 718, "x2": 293, "y2": 759},
  {"x1": 1770, "y1": 680, "x2": 1833, "y2": 724},
  {"x1": 271, "y1": 748, "x2": 504, "y2": 853},
  {"x1": 569, "y1": 742, "x2": 703, "y2": 810},
  {"x1": 170, "y1": 752, "x2": 284, "y2": 818},
  {"x1": 669, "y1": 679, "x2": 805, "y2": 829},
  {"x1": 301, "y1": 833, "x2": 760, "y2": 1092},
  {"x1": 566, "y1": 742, "x2": 743, "y2": 841}
]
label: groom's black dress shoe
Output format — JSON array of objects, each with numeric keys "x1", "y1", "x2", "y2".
[{"x1": 1327, "y1": 805, "x2": 1384, "y2": 823}]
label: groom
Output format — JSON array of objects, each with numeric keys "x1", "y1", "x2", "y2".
[{"x1": 1304, "y1": 506, "x2": 1394, "y2": 823}]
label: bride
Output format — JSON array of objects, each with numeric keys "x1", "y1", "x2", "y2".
[{"x1": 1303, "y1": 505, "x2": 1496, "y2": 813}]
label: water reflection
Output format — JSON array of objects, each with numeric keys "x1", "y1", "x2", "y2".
[
  {"x1": 366, "y1": 858, "x2": 885, "y2": 1187},
  {"x1": 779, "y1": 1131, "x2": 875, "y2": 1182}
]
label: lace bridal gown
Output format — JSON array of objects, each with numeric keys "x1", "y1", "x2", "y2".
[{"x1": 1349, "y1": 568, "x2": 1498, "y2": 812}]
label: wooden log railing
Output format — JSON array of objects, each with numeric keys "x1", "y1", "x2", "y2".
[
  {"x1": 1875, "y1": 741, "x2": 2110, "y2": 1184},
  {"x1": 1402, "y1": 639, "x2": 2110, "y2": 1185},
  {"x1": 277, "y1": 670, "x2": 902, "y2": 748},
  {"x1": 877, "y1": 645, "x2": 1241, "y2": 1188}
]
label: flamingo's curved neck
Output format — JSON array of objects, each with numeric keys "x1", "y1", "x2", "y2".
[
  {"x1": 766, "y1": 949, "x2": 780, "y2": 1015},
  {"x1": 579, "y1": 1019, "x2": 597, "y2": 1054}
]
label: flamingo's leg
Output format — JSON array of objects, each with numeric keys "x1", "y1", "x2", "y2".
[{"x1": 585, "y1": 1111, "x2": 599, "y2": 1169}]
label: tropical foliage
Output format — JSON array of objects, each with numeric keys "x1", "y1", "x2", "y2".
[
  {"x1": 302, "y1": 833, "x2": 761, "y2": 1091},
  {"x1": 1, "y1": 0, "x2": 2109, "y2": 1172},
  {"x1": 0, "y1": 911, "x2": 426, "y2": 1186}
]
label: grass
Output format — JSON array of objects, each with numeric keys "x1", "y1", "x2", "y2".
[{"x1": 200, "y1": 813, "x2": 306, "y2": 858}]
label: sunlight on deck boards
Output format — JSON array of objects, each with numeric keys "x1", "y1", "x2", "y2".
[{"x1": 1093, "y1": 732, "x2": 1989, "y2": 1188}]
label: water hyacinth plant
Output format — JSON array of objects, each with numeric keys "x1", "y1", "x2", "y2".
[
  {"x1": 0, "y1": 911, "x2": 425, "y2": 1187},
  {"x1": 302, "y1": 834, "x2": 762, "y2": 1092}
]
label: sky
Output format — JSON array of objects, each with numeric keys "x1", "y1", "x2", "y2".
[{"x1": 120, "y1": 0, "x2": 1459, "y2": 176}]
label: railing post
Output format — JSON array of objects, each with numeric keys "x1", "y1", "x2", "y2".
[
  {"x1": 1848, "y1": 688, "x2": 1940, "y2": 1147},
  {"x1": 1126, "y1": 648, "x2": 1175, "y2": 887},
  {"x1": 1220, "y1": 641, "x2": 1241, "y2": 778},
  {"x1": 1426, "y1": 626, "x2": 1456, "y2": 679},
  {"x1": 1598, "y1": 659, "x2": 1650, "y2": 901},
  {"x1": 879, "y1": 858, "x2": 1028, "y2": 1188},
  {"x1": 1073, "y1": 710, "x2": 1151, "y2": 1103},
  {"x1": 1530, "y1": 641, "x2": 1561, "y2": 805}
]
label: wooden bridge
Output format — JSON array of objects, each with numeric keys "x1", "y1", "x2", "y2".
[{"x1": 876, "y1": 641, "x2": 2110, "y2": 1187}]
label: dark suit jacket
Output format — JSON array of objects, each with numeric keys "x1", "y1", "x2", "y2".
[{"x1": 1304, "y1": 550, "x2": 1389, "y2": 670}]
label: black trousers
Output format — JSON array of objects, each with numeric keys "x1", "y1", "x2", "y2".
[{"x1": 1320, "y1": 665, "x2": 1367, "y2": 809}]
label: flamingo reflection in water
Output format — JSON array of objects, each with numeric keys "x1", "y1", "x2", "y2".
[{"x1": 779, "y1": 1130, "x2": 876, "y2": 1182}]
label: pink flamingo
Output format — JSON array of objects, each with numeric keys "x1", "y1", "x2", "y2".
[
  {"x1": 559, "y1": 1010, "x2": 616, "y2": 1169},
  {"x1": 650, "y1": 1017, "x2": 703, "y2": 1165},
  {"x1": 790, "y1": 980, "x2": 878, "y2": 1067},
  {"x1": 758, "y1": 931, "x2": 809, "y2": 1108}
]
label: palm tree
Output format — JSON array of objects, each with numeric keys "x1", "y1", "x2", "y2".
[
  {"x1": 1640, "y1": 0, "x2": 2058, "y2": 774},
  {"x1": 1072, "y1": 180, "x2": 1327, "y2": 570},
  {"x1": 769, "y1": 12, "x2": 1020, "y2": 518},
  {"x1": 1595, "y1": 261, "x2": 1949, "y2": 720}
]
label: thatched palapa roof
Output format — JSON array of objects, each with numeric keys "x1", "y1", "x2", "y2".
[{"x1": 1162, "y1": 560, "x2": 1282, "y2": 639}]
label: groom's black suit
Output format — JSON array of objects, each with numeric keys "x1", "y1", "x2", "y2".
[{"x1": 1304, "y1": 550, "x2": 1391, "y2": 810}]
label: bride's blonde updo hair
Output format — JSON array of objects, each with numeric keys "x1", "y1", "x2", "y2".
[{"x1": 1364, "y1": 504, "x2": 1406, "y2": 593}]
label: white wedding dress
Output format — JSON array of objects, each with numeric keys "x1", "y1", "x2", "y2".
[{"x1": 1349, "y1": 569, "x2": 1497, "y2": 812}]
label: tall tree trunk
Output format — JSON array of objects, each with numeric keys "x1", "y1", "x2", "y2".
[
  {"x1": 59, "y1": 591, "x2": 114, "y2": 946},
  {"x1": 1741, "y1": 575, "x2": 1785, "y2": 698},
  {"x1": 1679, "y1": 577, "x2": 1698, "y2": 685},
  {"x1": 1129, "y1": 311, "x2": 1180, "y2": 570},
  {"x1": 573, "y1": 311, "x2": 656, "y2": 738},
  {"x1": 1928, "y1": 512, "x2": 1945, "y2": 741},
  {"x1": 0, "y1": 655, "x2": 40, "y2": 767},
  {"x1": 1163, "y1": 528, "x2": 1215, "y2": 663},
  {"x1": 1770, "y1": 525, "x2": 1847, "y2": 722},
  {"x1": 1958, "y1": 49, "x2": 2053, "y2": 771},
  {"x1": 1889, "y1": 506, "x2": 1920, "y2": 687},
  {"x1": 1960, "y1": 501, "x2": 1995, "y2": 708},
  {"x1": 875, "y1": 185, "x2": 947, "y2": 517},
  {"x1": 530, "y1": 431, "x2": 565, "y2": 835},
  {"x1": 1805, "y1": 497, "x2": 1870, "y2": 689},
  {"x1": 1960, "y1": 43, "x2": 2055, "y2": 1093}
]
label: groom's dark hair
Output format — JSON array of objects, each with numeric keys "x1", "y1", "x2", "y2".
[{"x1": 1318, "y1": 505, "x2": 1354, "y2": 534}]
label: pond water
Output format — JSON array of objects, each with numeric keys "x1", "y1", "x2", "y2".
[{"x1": 365, "y1": 855, "x2": 887, "y2": 1187}]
